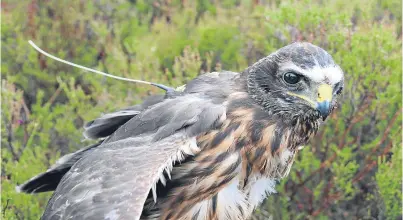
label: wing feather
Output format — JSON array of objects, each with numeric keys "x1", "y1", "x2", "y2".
[
  {"x1": 83, "y1": 95, "x2": 165, "y2": 139},
  {"x1": 41, "y1": 94, "x2": 226, "y2": 220},
  {"x1": 16, "y1": 142, "x2": 101, "y2": 193}
]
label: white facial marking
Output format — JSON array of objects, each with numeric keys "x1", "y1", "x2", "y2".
[{"x1": 281, "y1": 61, "x2": 343, "y2": 85}]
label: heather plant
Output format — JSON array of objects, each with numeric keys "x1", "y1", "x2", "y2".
[{"x1": 2, "y1": 0, "x2": 401, "y2": 219}]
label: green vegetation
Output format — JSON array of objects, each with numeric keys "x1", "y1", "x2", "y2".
[{"x1": 2, "y1": 0, "x2": 401, "y2": 219}]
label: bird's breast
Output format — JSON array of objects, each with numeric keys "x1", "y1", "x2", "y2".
[
  {"x1": 166, "y1": 175, "x2": 277, "y2": 220},
  {"x1": 145, "y1": 104, "x2": 300, "y2": 220}
]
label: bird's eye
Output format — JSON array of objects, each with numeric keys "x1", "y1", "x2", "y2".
[
  {"x1": 283, "y1": 72, "x2": 302, "y2": 84},
  {"x1": 334, "y1": 82, "x2": 343, "y2": 95},
  {"x1": 336, "y1": 86, "x2": 343, "y2": 95}
]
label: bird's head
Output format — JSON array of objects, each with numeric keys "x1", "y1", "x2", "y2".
[{"x1": 246, "y1": 42, "x2": 344, "y2": 122}]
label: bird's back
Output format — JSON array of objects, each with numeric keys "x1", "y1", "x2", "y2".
[{"x1": 41, "y1": 71, "x2": 254, "y2": 220}]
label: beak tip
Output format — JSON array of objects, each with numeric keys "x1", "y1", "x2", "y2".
[{"x1": 316, "y1": 100, "x2": 331, "y2": 120}]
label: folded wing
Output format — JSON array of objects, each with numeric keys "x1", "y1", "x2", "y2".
[
  {"x1": 42, "y1": 93, "x2": 226, "y2": 220},
  {"x1": 17, "y1": 95, "x2": 167, "y2": 194},
  {"x1": 83, "y1": 94, "x2": 166, "y2": 139}
]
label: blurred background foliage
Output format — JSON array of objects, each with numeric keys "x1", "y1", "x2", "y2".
[{"x1": 1, "y1": 0, "x2": 402, "y2": 219}]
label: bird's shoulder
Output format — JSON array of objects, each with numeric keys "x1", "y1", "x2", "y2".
[{"x1": 102, "y1": 70, "x2": 244, "y2": 144}]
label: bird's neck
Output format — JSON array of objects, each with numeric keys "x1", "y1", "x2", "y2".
[{"x1": 240, "y1": 62, "x2": 321, "y2": 149}]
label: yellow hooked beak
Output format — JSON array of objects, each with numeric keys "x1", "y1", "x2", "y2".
[
  {"x1": 287, "y1": 84, "x2": 333, "y2": 120},
  {"x1": 317, "y1": 84, "x2": 333, "y2": 103},
  {"x1": 316, "y1": 84, "x2": 333, "y2": 120}
]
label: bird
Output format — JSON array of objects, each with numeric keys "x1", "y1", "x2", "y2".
[{"x1": 17, "y1": 42, "x2": 344, "y2": 220}]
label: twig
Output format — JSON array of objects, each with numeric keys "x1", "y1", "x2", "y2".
[
  {"x1": 46, "y1": 86, "x2": 62, "y2": 106},
  {"x1": 291, "y1": 93, "x2": 374, "y2": 189},
  {"x1": 2, "y1": 198, "x2": 10, "y2": 217},
  {"x1": 337, "y1": 94, "x2": 372, "y2": 148},
  {"x1": 368, "y1": 110, "x2": 401, "y2": 157},
  {"x1": 3, "y1": 116, "x2": 18, "y2": 161},
  {"x1": 352, "y1": 110, "x2": 401, "y2": 183},
  {"x1": 311, "y1": 192, "x2": 341, "y2": 216}
]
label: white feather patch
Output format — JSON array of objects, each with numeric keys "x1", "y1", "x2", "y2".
[
  {"x1": 248, "y1": 177, "x2": 276, "y2": 208},
  {"x1": 188, "y1": 200, "x2": 210, "y2": 220},
  {"x1": 104, "y1": 209, "x2": 120, "y2": 220},
  {"x1": 280, "y1": 148, "x2": 294, "y2": 166},
  {"x1": 216, "y1": 177, "x2": 249, "y2": 219},
  {"x1": 281, "y1": 62, "x2": 343, "y2": 85},
  {"x1": 151, "y1": 137, "x2": 200, "y2": 203},
  {"x1": 185, "y1": 176, "x2": 277, "y2": 220}
]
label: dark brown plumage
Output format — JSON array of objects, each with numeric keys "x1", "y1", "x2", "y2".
[{"x1": 17, "y1": 42, "x2": 344, "y2": 220}]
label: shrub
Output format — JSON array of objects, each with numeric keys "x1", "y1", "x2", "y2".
[{"x1": 2, "y1": 0, "x2": 401, "y2": 219}]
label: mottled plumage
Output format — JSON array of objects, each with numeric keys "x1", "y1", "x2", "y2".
[{"x1": 17, "y1": 42, "x2": 344, "y2": 220}]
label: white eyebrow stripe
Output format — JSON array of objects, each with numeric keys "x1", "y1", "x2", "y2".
[{"x1": 280, "y1": 62, "x2": 343, "y2": 85}]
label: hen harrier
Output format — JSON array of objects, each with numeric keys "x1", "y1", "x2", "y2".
[{"x1": 18, "y1": 42, "x2": 344, "y2": 220}]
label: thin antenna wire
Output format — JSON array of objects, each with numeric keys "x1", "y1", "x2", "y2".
[{"x1": 28, "y1": 40, "x2": 155, "y2": 86}]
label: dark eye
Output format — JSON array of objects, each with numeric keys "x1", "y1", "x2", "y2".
[
  {"x1": 334, "y1": 82, "x2": 343, "y2": 95},
  {"x1": 336, "y1": 86, "x2": 343, "y2": 95},
  {"x1": 283, "y1": 72, "x2": 302, "y2": 84}
]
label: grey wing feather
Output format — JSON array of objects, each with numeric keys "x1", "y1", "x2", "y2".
[
  {"x1": 104, "y1": 94, "x2": 226, "y2": 143},
  {"x1": 16, "y1": 142, "x2": 101, "y2": 193},
  {"x1": 17, "y1": 93, "x2": 180, "y2": 195},
  {"x1": 41, "y1": 94, "x2": 226, "y2": 220},
  {"x1": 84, "y1": 95, "x2": 166, "y2": 139},
  {"x1": 17, "y1": 95, "x2": 166, "y2": 194}
]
